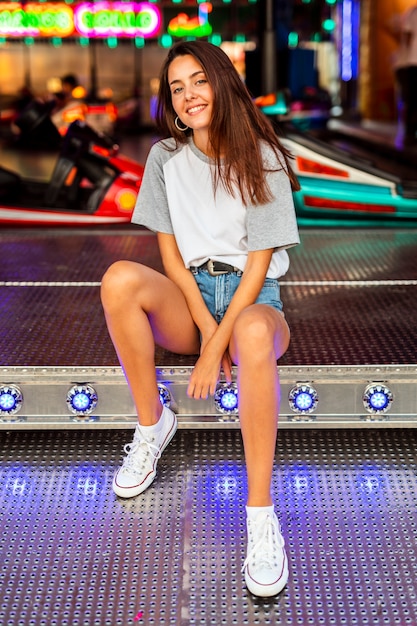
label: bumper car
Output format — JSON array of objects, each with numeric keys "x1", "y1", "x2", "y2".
[{"x1": 0, "y1": 110, "x2": 143, "y2": 227}]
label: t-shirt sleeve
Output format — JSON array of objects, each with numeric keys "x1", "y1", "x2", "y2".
[
  {"x1": 131, "y1": 142, "x2": 174, "y2": 234},
  {"x1": 247, "y1": 146, "x2": 300, "y2": 251}
]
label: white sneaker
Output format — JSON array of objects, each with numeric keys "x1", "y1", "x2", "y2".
[
  {"x1": 242, "y1": 510, "x2": 289, "y2": 597},
  {"x1": 112, "y1": 405, "x2": 177, "y2": 498}
]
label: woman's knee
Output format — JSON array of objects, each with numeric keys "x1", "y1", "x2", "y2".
[
  {"x1": 232, "y1": 306, "x2": 290, "y2": 357},
  {"x1": 233, "y1": 307, "x2": 275, "y2": 347},
  {"x1": 100, "y1": 260, "x2": 143, "y2": 309}
]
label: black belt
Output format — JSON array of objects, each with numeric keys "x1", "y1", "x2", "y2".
[{"x1": 190, "y1": 260, "x2": 242, "y2": 276}]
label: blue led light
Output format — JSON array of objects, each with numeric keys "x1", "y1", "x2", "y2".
[
  {"x1": 220, "y1": 391, "x2": 238, "y2": 411},
  {"x1": 72, "y1": 392, "x2": 91, "y2": 411},
  {"x1": 294, "y1": 391, "x2": 313, "y2": 411},
  {"x1": 214, "y1": 383, "x2": 239, "y2": 414},
  {"x1": 363, "y1": 384, "x2": 393, "y2": 414},
  {"x1": 341, "y1": 0, "x2": 359, "y2": 81},
  {"x1": 66, "y1": 384, "x2": 98, "y2": 415},
  {"x1": 0, "y1": 385, "x2": 23, "y2": 416},
  {"x1": 158, "y1": 383, "x2": 172, "y2": 407},
  {"x1": 368, "y1": 391, "x2": 388, "y2": 411},
  {"x1": 288, "y1": 384, "x2": 318, "y2": 414},
  {"x1": 0, "y1": 391, "x2": 17, "y2": 411}
]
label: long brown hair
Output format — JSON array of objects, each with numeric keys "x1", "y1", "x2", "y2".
[{"x1": 156, "y1": 40, "x2": 300, "y2": 205}]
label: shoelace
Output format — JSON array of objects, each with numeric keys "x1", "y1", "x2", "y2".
[
  {"x1": 242, "y1": 514, "x2": 284, "y2": 573},
  {"x1": 121, "y1": 433, "x2": 161, "y2": 475}
]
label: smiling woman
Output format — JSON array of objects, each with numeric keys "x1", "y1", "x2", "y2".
[
  {"x1": 168, "y1": 55, "x2": 214, "y2": 155},
  {"x1": 101, "y1": 40, "x2": 300, "y2": 599},
  {"x1": 156, "y1": 41, "x2": 300, "y2": 204}
]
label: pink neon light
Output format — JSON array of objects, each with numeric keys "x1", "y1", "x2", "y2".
[{"x1": 74, "y1": 2, "x2": 161, "y2": 38}]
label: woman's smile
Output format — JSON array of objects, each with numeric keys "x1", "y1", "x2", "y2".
[
  {"x1": 168, "y1": 54, "x2": 214, "y2": 151},
  {"x1": 187, "y1": 104, "x2": 207, "y2": 115}
]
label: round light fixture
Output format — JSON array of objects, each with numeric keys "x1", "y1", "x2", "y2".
[
  {"x1": 214, "y1": 383, "x2": 239, "y2": 414},
  {"x1": 66, "y1": 384, "x2": 98, "y2": 415},
  {"x1": 158, "y1": 383, "x2": 172, "y2": 407},
  {"x1": 363, "y1": 383, "x2": 393, "y2": 414},
  {"x1": 288, "y1": 383, "x2": 319, "y2": 413},
  {"x1": 0, "y1": 384, "x2": 23, "y2": 416}
]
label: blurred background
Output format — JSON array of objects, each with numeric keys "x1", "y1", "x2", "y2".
[{"x1": 0, "y1": 0, "x2": 412, "y2": 133}]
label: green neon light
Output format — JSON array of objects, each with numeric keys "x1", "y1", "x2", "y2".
[
  {"x1": 322, "y1": 18, "x2": 335, "y2": 32},
  {"x1": 159, "y1": 33, "x2": 172, "y2": 48},
  {"x1": 167, "y1": 2, "x2": 212, "y2": 38},
  {"x1": 208, "y1": 32, "x2": 221, "y2": 46},
  {"x1": 0, "y1": 3, "x2": 74, "y2": 37},
  {"x1": 288, "y1": 31, "x2": 298, "y2": 47}
]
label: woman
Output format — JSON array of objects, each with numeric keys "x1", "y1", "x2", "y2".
[{"x1": 101, "y1": 41, "x2": 300, "y2": 597}]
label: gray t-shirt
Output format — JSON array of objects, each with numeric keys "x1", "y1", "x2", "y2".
[{"x1": 131, "y1": 136, "x2": 299, "y2": 278}]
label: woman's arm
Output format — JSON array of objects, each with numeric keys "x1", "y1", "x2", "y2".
[
  {"x1": 158, "y1": 233, "x2": 274, "y2": 399},
  {"x1": 187, "y1": 248, "x2": 274, "y2": 399},
  {"x1": 157, "y1": 232, "x2": 218, "y2": 340}
]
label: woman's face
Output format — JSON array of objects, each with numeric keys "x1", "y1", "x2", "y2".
[{"x1": 168, "y1": 54, "x2": 214, "y2": 136}]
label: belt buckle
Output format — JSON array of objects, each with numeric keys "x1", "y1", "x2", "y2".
[{"x1": 207, "y1": 260, "x2": 228, "y2": 276}]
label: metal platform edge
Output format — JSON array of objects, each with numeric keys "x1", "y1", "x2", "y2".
[{"x1": 1, "y1": 364, "x2": 416, "y2": 430}]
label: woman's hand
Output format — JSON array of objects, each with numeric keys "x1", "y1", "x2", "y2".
[{"x1": 187, "y1": 335, "x2": 232, "y2": 399}]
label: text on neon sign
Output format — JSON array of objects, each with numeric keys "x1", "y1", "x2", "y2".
[{"x1": 0, "y1": 2, "x2": 161, "y2": 38}]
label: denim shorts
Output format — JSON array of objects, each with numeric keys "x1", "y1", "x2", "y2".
[{"x1": 191, "y1": 269, "x2": 283, "y2": 323}]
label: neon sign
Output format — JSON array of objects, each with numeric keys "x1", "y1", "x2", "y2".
[
  {"x1": 75, "y1": 2, "x2": 161, "y2": 38},
  {"x1": 0, "y1": 2, "x2": 161, "y2": 38},
  {"x1": 0, "y1": 3, "x2": 74, "y2": 37},
  {"x1": 168, "y1": 2, "x2": 212, "y2": 38}
]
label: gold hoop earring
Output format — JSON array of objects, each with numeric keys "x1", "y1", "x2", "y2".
[{"x1": 175, "y1": 116, "x2": 189, "y2": 131}]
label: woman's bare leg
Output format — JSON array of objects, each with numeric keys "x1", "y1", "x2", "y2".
[
  {"x1": 230, "y1": 304, "x2": 290, "y2": 597},
  {"x1": 229, "y1": 305, "x2": 290, "y2": 506},
  {"x1": 101, "y1": 260, "x2": 200, "y2": 425}
]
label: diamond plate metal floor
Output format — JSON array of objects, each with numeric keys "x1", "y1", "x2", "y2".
[
  {"x1": 1, "y1": 228, "x2": 416, "y2": 367},
  {"x1": 0, "y1": 228, "x2": 416, "y2": 426},
  {"x1": 1, "y1": 427, "x2": 417, "y2": 626}
]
